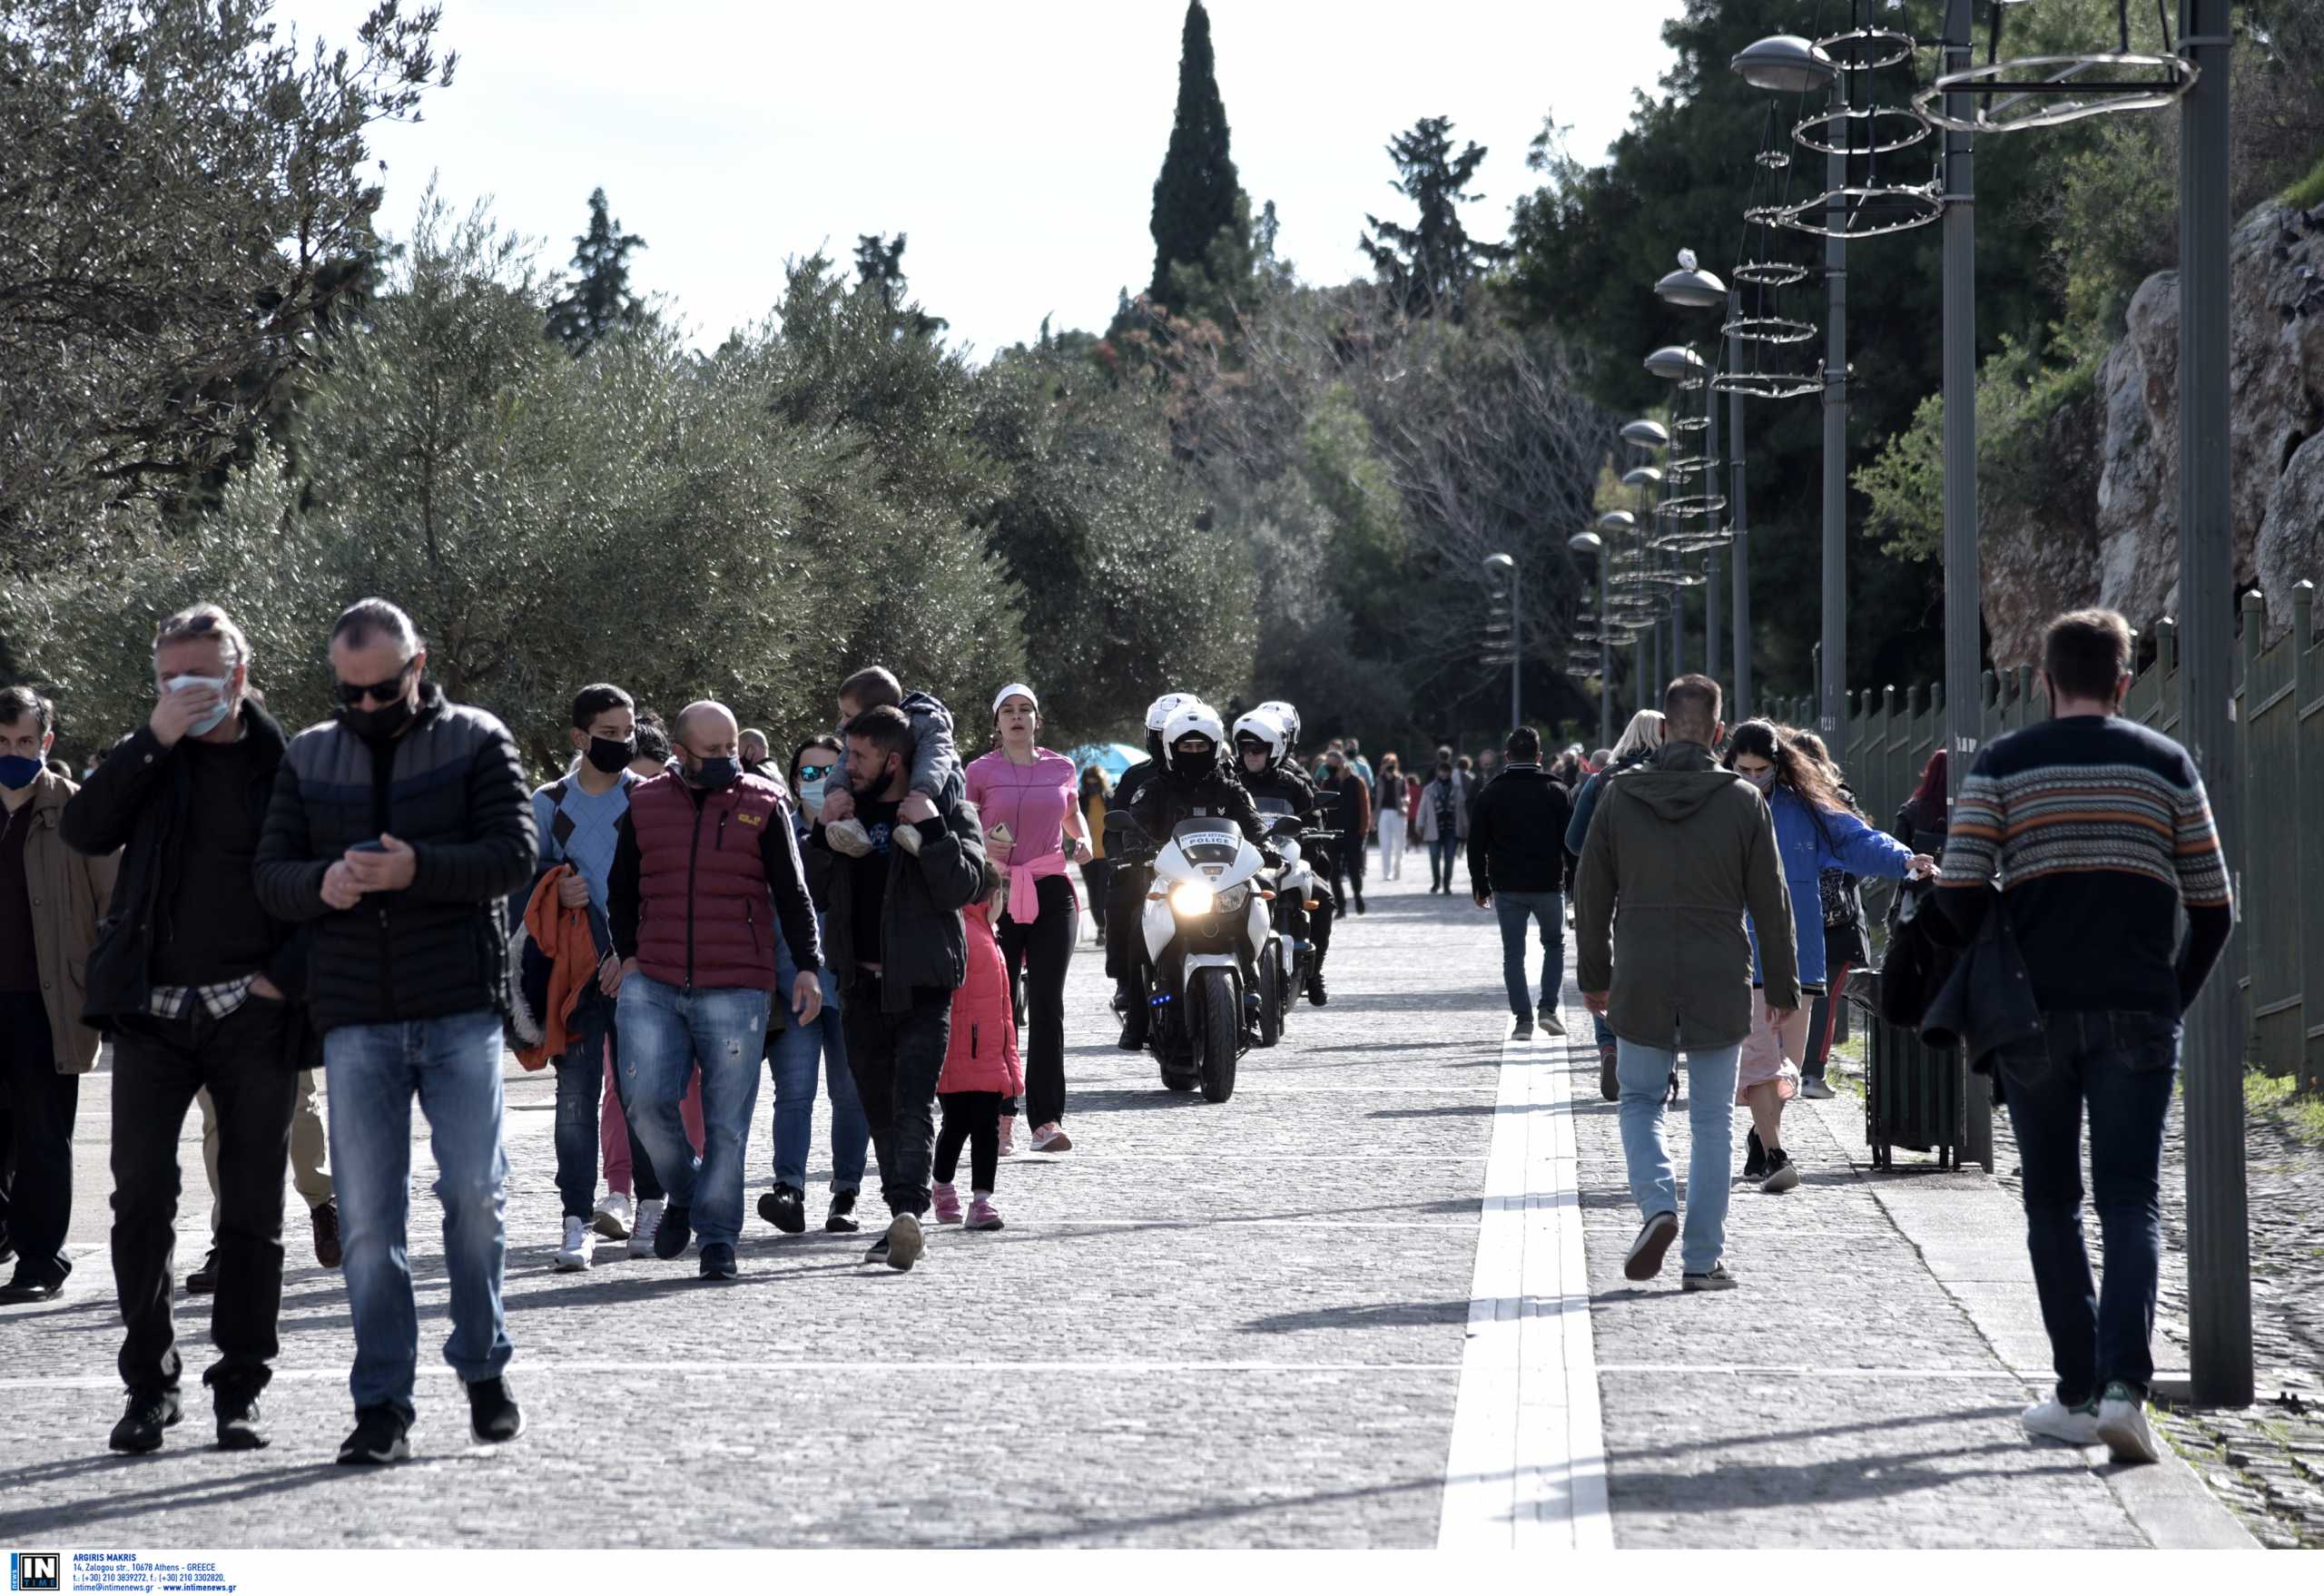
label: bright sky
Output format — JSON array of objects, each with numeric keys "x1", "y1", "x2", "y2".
[{"x1": 271, "y1": 0, "x2": 1685, "y2": 357}]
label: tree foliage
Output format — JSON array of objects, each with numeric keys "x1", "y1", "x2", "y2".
[
  {"x1": 1147, "y1": 0, "x2": 1242, "y2": 311},
  {"x1": 544, "y1": 187, "x2": 648, "y2": 354},
  {"x1": 1359, "y1": 116, "x2": 1511, "y2": 322}
]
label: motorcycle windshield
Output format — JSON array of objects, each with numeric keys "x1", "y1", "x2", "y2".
[
  {"x1": 1253, "y1": 795, "x2": 1297, "y2": 817},
  {"x1": 1169, "y1": 821, "x2": 1245, "y2": 872}
]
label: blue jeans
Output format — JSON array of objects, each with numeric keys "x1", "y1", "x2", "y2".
[
  {"x1": 771, "y1": 924, "x2": 869, "y2": 1194},
  {"x1": 323, "y1": 1010, "x2": 512, "y2": 1417},
  {"x1": 1616, "y1": 1037, "x2": 1742, "y2": 1276},
  {"x1": 1428, "y1": 836, "x2": 1459, "y2": 890},
  {"x1": 1493, "y1": 890, "x2": 1563, "y2": 1019},
  {"x1": 553, "y1": 998, "x2": 615, "y2": 1220},
  {"x1": 1995, "y1": 1010, "x2": 2180, "y2": 1404},
  {"x1": 617, "y1": 972, "x2": 768, "y2": 1251}
]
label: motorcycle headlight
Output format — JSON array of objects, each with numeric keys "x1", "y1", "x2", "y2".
[
  {"x1": 1215, "y1": 882, "x2": 1251, "y2": 914},
  {"x1": 1168, "y1": 882, "x2": 1216, "y2": 917}
]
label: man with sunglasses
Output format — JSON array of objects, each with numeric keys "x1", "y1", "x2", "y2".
[{"x1": 255, "y1": 598, "x2": 537, "y2": 1466}]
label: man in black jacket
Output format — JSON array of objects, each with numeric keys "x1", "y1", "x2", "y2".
[
  {"x1": 818, "y1": 704, "x2": 986, "y2": 1274},
  {"x1": 1105, "y1": 692, "x2": 1190, "y2": 1049},
  {"x1": 61, "y1": 606, "x2": 309, "y2": 1455},
  {"x1": 1469, "y1": 726, "x2": 1578, "y2": 1040},
  {"x1": 253, "y1": 599, "x2": 537, "y2": 1466}
]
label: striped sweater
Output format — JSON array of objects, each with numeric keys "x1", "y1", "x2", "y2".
[{"x1": 1937, "y1": 714, "x2": 2232, "y2": 1016}]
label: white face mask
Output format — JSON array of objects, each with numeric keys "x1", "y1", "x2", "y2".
[
  {"x1": 1742, "y1": 767, "x2": 1777, "y2": 794},
  {"x1": 163, "y1": 674, "x2": 233, "y2": 738}
]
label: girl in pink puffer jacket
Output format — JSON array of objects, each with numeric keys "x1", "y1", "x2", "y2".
[{"x1": 932, "y1": 869, "x2": 1023, "y2": 1230}]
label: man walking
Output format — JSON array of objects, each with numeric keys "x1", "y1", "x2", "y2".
[
  {"x1": 1576, "y1": 675, "x2": 1797, "y2": 1292},
  {"x1": 820, "y1": 704, "x2": 986, "y2": 1273},
  {"x1": 60, "y1": 606, "x2": 310, "y2": 1452},
  {"x1": 606, "y1": 700, "x2": 823, "y2": 1282},
  {"x1": 254, "y1": 599, "x2": 537, "y2": 1464},
  {"x1": 1317, "y1": 749, "x2": 1371, "y2": 915},
  {"x1": 1938, "y1": 609, "x2": 2233, "y2": 1465},
  {"x1": 1414, "y1": 748, "x2": 1472, "y2": 894},
  {"x1": 0, "y1": 688, "x2": 115, "y2": 1305},
  {"x1": 1469, "y1": 726, "x2": 1576, "y2": 1040}
]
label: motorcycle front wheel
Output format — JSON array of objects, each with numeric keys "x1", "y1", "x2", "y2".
[
  {"x1": 1195, "y1": 966, "x2": 1239, "y2": 1103},
  {"x1": 1256, "y1": 942, "x2": 1285, "y2": 1049}
]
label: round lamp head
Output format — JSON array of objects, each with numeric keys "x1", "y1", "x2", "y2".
[
  {"x1": 1566, "y1": 531, "x2": 1603, "y2": 556},
  {"x1": 1643, "y1": 345, "x2": 1706, "y2": 382},
  {"x1": 1731, "y1": 34, "x2": 1837, "y2": 94},
  {"x1": 1620, "y1": 419, "x2": 1670, "y2": 449},
  {"x1": 1482, "y1": 552, "x2": 1517, "y2": 577},
  {"x1": 1620, "y1": 466, "x2": 1663, "y2": 490},
  {"x1": 1595, "y1": 510, "x2": 1637, "y2": 535},
  {"x1": 1654, "y1": 251, "x2": 1729, "y2": 310}
]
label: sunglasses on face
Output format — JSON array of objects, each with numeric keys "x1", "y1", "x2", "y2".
[
  {"x1": 335, "y1": 659, "x2": 415, "y2": 706},
  {"x1": 798, "y1": 764, "x2": 836, "y2": 782}
]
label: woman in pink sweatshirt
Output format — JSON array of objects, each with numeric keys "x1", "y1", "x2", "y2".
[{"x1": 932, "y1": 865, "x2": 1024, "y2": 1230}]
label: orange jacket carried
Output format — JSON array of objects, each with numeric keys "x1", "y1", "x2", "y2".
[{"x1": 514, "y1": 864, "x2": 601, "y2": 1071}]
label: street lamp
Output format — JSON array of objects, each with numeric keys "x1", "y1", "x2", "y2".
[
  {"x1": 1482, "y1": 553, "x2": 1521, "y2": 733},
  {"x1": 1657, "y1": 251, "x2": 1732, "y2": 695},
  {"x1": 1569, "y1": 529, "x2": 1613, "y2": 746},
  {"x1": 1731, "y1": 34, "x2": 1837, "y2": 94}
]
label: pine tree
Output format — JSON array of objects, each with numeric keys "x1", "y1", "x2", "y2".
[
  {"x1": 1147, "y1": 1, "x2": 1243, "y2": 310},
  {"x1": 545, "y1": 189, "x2": 647, "y2": 354},
  {"x1": 852, "y1": 232, "x2": 947, "y2": 340},
  {"x1": 1360, "y1": 117, "x2": 1511, "y2": 321}
]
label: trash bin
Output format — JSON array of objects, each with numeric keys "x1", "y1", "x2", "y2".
[{"x1": 1864, "y1": 1018, "x2": 1966, "y2": 1170}]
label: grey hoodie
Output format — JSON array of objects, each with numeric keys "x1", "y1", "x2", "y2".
[{"x1": 1575, "y1": 739, "x2": 1800, "y2": 1050}]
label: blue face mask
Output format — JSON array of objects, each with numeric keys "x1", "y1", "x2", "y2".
[
  {"x1": 166, "y1": 675, "x2": 233, "y2": 739},
  {"x1": 0, "y1": 754, "x2": 44, "y2": 790},
  {"x1": 798, "y1": 772, "x2": 828, "y2": 815}
]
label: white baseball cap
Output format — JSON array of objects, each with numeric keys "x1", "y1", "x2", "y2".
[{"x1": 991, "y1": 683, "x2": 1039, "y2": 717}]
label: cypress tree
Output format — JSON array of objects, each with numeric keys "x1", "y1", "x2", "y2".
[
  {"x1": 1147, "y1": 1, "x2": 1242, "y2": 310},
  {"x1": 545, "y1": 189, "x2": 648, "y2": 354}
]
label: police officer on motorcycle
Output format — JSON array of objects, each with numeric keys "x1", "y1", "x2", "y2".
[
  {"x1": 1128, "y1": 701, "x2": 1271, "y2": 1045},
  {"x1": 1233, "y1": 709, "x2": 1336, "y2": 1007},
  {"x1": 1108, "y1": 692, "x2": 1194, "y2": 1050}
]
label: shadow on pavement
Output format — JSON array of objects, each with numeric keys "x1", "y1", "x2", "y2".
[{"x1": 0, "y1": 1460, "x2": 348, "y2": 1542}]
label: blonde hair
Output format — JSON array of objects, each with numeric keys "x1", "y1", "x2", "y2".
[
  {"x1": 1609, "y1": 709, "x2": 1666, "y2": 764},
  {"x1": 153, "y1": 603, "x2": 251, "y2": 672}
]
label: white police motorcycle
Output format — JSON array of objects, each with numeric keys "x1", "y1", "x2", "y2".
[{"x1": 1137, "y1": 814, "x2": 1275, "y2": 1100}]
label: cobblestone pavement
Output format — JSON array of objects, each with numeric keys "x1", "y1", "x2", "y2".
[
  {"x1": 0, "y1": 870, "x2": 1504, "y2": 1549},
  {"x1": 1825, "y1": 1024, "x2": 2324, "y2": 1549}
]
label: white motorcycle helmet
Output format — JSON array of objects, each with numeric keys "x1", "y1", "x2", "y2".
[
  {"x1": 1162, "y1": 701, "x2": 1227, "y2": 780},
  {"x1": 1232, "y1": 709, "x2": 1288, "y2": 770},
  {"x1": 1145, "y1": 692, "x2": 1193, "y2": 733},
  {"x1": 1255, "y1": 700, "x2": 1301, "y2": 749}
]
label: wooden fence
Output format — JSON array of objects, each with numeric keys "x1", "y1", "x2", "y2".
[{"x1": 1763, "y1": 581, "x2": 2324, "y2": 1085}]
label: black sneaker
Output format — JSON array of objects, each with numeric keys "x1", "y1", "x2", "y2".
[
  {"x1": 1537, "y1": 1004, "x2": 1566, "y2": 1037},
  {"x1": 863, "y1": 1235, "x2": 891, "y2": 1266},
  {"x1": 337, "y1": 1404, "x2": 411, "y2": 1465},
  {"x1": 109, "y1": 1389, "x2": 182, "y2": 1454},
  {"x1": 654, "y1": 1203, "x2": 693, "y2": 1260},
  {"x1": 759, "y1": 1183, "x2": 806, "y2": 1235},
  {"x1": 215, "y1": 1391, "x2": 267, "y2": 1452},
  {"x1": 1118, "y1": 1013, "x2": 1148, "y2": 1051},
  {"x1": 884, "y1": 1212, "x2": 924, "y2": 1273},
  {"x1": 1305, "y1": 971, "x2": 1328, "y2": 1007},
  {"x1": 1759, "y1": 1148, "x2": 1801, "y2": 1194},
  {"x1": 1512, "y1": 1015, "x2": 1536, "y2": 1040},
  {"x1": 1354, "y1": 894, "x2": 1366, "y2": 914},
  {"x1": 184, "y1": 1248, "x2": 220, "y2": 1295},
  {"x1": 1743, "y1": 1128, "x2": 1768, "y2": 1181},
  {"x1": 699, "y1": 1242, "x2": 738, "y2": 1281},
  {"x1": 826, "y1": 1192, "x2": 861, "y2": 1233},
  {"x1": 467, "y1": 1376, "x2": 524, "y2": 1443},
  {"x1": 1682, "y1": 1263, "x2": 1739, "y2": 1292}
]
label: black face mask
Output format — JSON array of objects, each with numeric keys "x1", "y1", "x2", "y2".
[
  {"x1": 340, "y1": 695, "x2": 415, "y2": 744},
  {"x1": 1177, "y1": 747, "x2": 1216, "y2": 783},
  {"x1": 586, "y1": 736, "x2": 635, "y2": 774},
  {"x1": 684, "y1": 754, "x2": 741, "y2": 792}
]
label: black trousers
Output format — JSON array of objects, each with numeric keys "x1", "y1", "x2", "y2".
[
  {"x1": 0, "y1": 991, "x2": 77, "y2": 1289},
  {"x1": 842, "y1": 980, "x2": 951, "y2": 1218},
  {"x1": 999, "y1": 875, "x2": 1076, "y2": 1128},
  {"x1": 1331, "y1": 830, "x2": 1367, "y2": 906},
  {"x1": 1080, "y1": 859, "x2": 1113, "y2": 931},
  {"x1": 1104, "y1": 862, "x2": 1151, "y2": 981},
  {"x1": 935, "y1": 1090, "x2": 1003, "y2": 1193},
  {"x1": 110, "y1": 1000, "x2": 297, "y2": 1400}
]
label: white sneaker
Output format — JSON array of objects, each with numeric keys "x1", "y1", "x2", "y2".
[
  {"x1": 894, "y1": 822, "x2": 924, "y2": 856},
  {"x1": 2096, "y1": 1383, "x2": 2162, "y2": 1464},
  {"x1": 629, "y1": 1197, "x2": 665, "y2": 1259},
  {"x1": 592, "y1": 1190, "x2": 633, "y2": 1240},
  {"x1": 997, "y1": 1115, "x2": 1017, "y2": 1158},
  {"x1": 556, "y1": 1216, "x2": 592, "y2": 1273},
  {"x1": 824, "y1": 818, "x2": 874, "y2": 858},
  {"x1": 1030, "y1": 1121, "x2": 1072, "y2": 1153},
  {"x1": 2021, "y1": 1396, "x2": 2102, "y2": 1446}
]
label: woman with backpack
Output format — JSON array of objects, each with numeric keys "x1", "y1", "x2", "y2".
[{"x1": 1722, "y1": 722, "x2": 1935, "y2": 1193}]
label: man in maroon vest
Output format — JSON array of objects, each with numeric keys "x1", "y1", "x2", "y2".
[{"x1": 606, "y1": 701, "x2": 822, "y2": 1281}]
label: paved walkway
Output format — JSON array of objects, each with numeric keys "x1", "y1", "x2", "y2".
[{"x1": 0, "y1": 869, "x2": 2261, "y2": 1548}]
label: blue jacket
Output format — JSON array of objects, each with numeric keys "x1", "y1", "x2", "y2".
[{"x1": 1749, "y1": 786, "x2": 1915, "y2": 988}]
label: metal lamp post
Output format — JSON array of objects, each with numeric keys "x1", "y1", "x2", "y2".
[
  {"x1": 1483, "y1": 552, "x2": 1521, "y2": 733},
  {"x1": 1571, "y1": 528, "x2": 1613, "y2": 745},
  {"x1": 1656, "y1": 251, "x2": 1730, "y2": 696}
]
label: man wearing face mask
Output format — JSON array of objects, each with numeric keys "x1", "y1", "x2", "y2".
[
  {"x1": 59, "y1": 606, "x2": 315, "y2": 1451},
  {"x1": 605, "y1": 700, "x2": 823, "y2": 1283},
  {"x1": 253, "y1": 598, "x2": 537, "y2": 1465},
  {"x1": 0, "y1": 688, "x2": 117, "y2": 1308}
]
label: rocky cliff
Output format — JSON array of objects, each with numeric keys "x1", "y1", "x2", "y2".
[{"x1": 1980, "y1": 199, "x2": 2324, "y2": 664}]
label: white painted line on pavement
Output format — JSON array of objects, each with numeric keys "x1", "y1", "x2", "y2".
[
  {"x1": 1595, "y1": 1364, "x2": 2042, "y2": 1380},
  {"x1": 1435, "y1": 1013, "x2": 1612, "y2": 1553},
  {"x1": 0, "y1": 1359, "x2": 1465, "y2": 1390}
]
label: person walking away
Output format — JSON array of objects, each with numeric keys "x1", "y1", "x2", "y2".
[
  {"x1": 1938, "y1": 609, "x2": 2233, "y2": 1465},
  {"x1": 1468, "y1": 727, "x2": 1576, "y2": 1040},
  {"x1": 1078, "y1": 766, "x2": 1114, "y2": 942},
  {"x1": 1721, "y1": 721, "x2": 1929, "y2": 1191},
  {"x1": 1787, "y1": 729, "x2": 1869, "y2": 1099},
  {"x1": 931, "y1": 863, "x2": 1020, "y2": 1231},
  {"x1": 967, "y1": 685, "x2": 1086, "y2": 1155},
  {"x1": 1578, "y1": 676, "x2": 1797, "y2": 1291},
  {"x1": 606, "y1": 701, "x2": 822, "y2": 1281},
  {"x1": 58, "y1": 608, "x2": 303, "y2": 1451},
  {"x1": 252, "y1": 599, "x2": 536, "y2": 1464},
  {"x1": 0, "y1": 690, "x2": 115, "y2": 1308},
  {"x1": 1567, "y1": 711, "x2": 1667, "y2": 1099},
  {"x1": 1373, "y1": 754, "x2": 1409, "y2": 882},
  {"x1": 817, "y1": 666, "x2": 963, "y2": 859},
  {"x1": 759, "y1": 735, "x2": 872, "y2": 1235},
  {"x1": 1413, "y1": 749, "x2": 1472, "y2": 894},
  {"x1": 1316, "y1": 749, "x2": 1371, "y2": 915},
  {"x1": 1106, "y1": 693, "x2": 1193, "y2": 1049},
  {"x1": 819, "y1": 704, "x2": 987, "y2": 1271}
]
